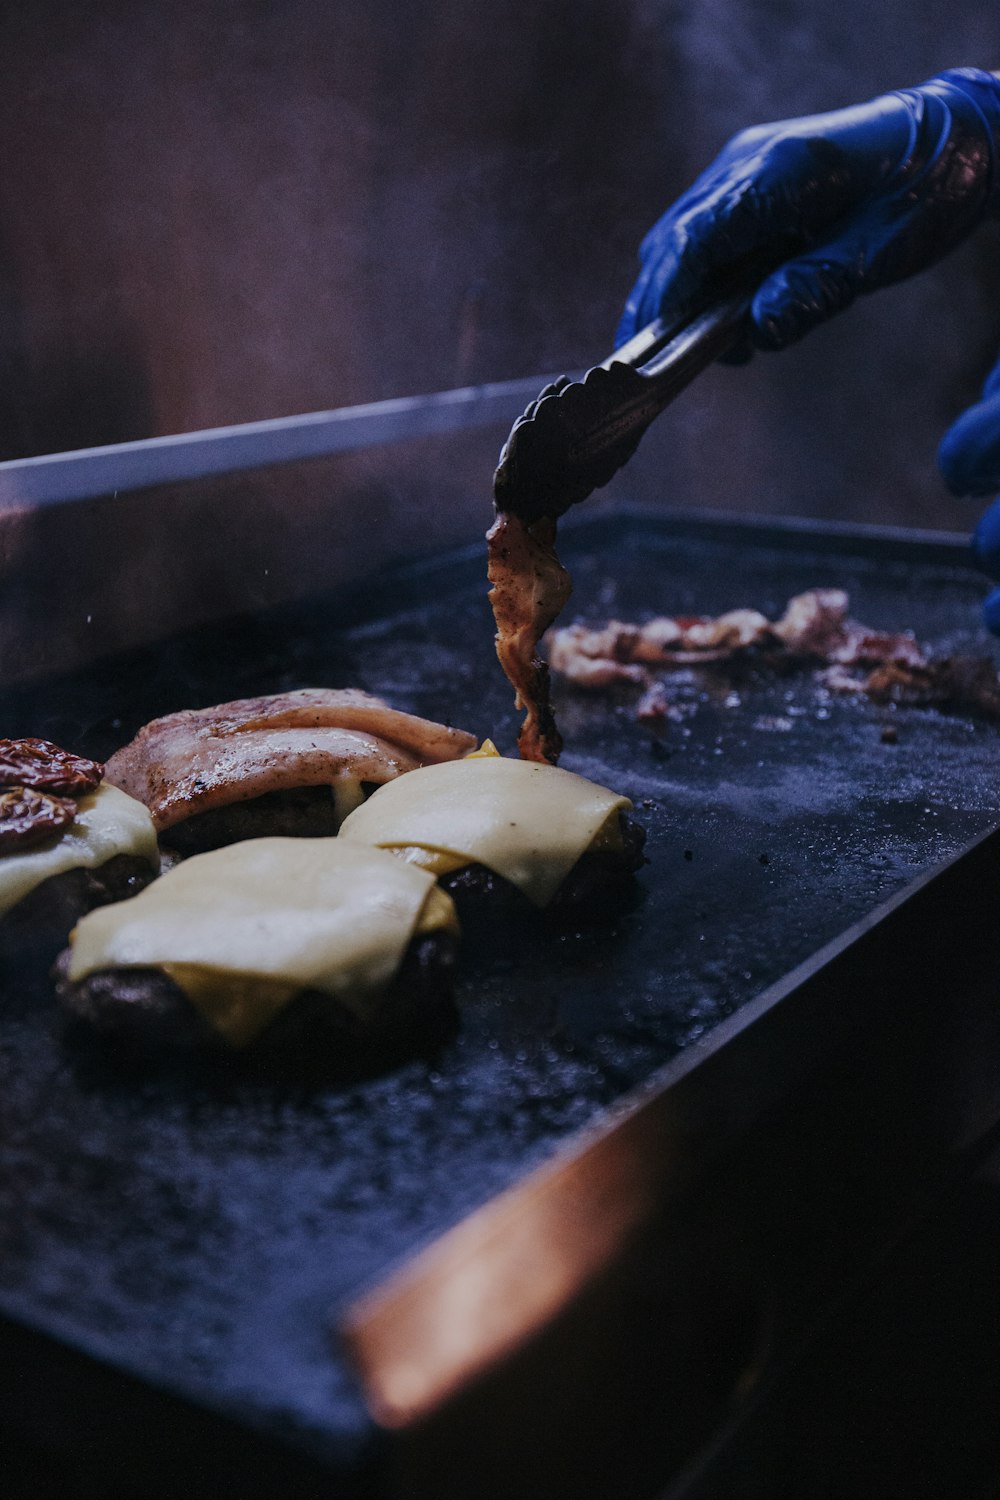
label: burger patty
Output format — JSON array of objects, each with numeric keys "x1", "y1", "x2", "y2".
[
  {"x1": 160, "y1": 785, "x2": 349, "y2": 855},
  {"x1": 439, "y1": 811, "x2": 646, "y2": 928},
  {"x1": 2, "y1": 854, "x2": 157, "y2": 955},
  {"x1": 54, "y1": 929, "x2": 459, "y2": 1062}
]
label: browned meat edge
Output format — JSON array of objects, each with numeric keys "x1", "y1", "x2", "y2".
[
  {"x1": 54, "y1": 930, "x2": 459, "y2": 1065},
  {"x1": 439, "y1": 811, "x2": 646, "y2": 932},
  {"x1": 160, "y1": 785, "x2": 349, "y2": 855},
  {"x1": 1, "y1": 854, "x2": 157, "y2": 958}
]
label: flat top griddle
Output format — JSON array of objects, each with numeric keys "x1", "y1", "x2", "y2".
[{"x1": 2, "y1": 511, "x2": 1000, "y2": 1479}]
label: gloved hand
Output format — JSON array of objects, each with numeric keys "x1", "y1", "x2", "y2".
[
  {"x1": 616, "y1": 68, "x2": 1000, "y2": 353},
  {"x1": 939, "y1": 355, "x2": 1000, "y2": 633}
]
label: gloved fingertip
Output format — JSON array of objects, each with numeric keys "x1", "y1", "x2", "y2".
[
  {"x1": 751, "y1": 307, "x2": 803, "y2": 352},
  {"x1": 982, "y1": 584, "x2": 1000, "y2": 636},
  {"x1": 750, "y1": 276, "x2": 811, "y2": 351},
  {"x1": 936, "y1": 433, "x2": 973, "y2": 496},
  {"x1": 972, "y1": 498, "x2": 1000, "y2": 577},
  {"x1": 938, "y1": 402, "x2": 1000, "y2": 498},
  {"x1": 983, "y1": 353, "x2": 1000, "y2": 402},
  {"x1": 614, "y1": 310, "x2": 637, "y2": 349}
]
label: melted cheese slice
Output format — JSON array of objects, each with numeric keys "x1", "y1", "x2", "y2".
[
  {"x1": 68, "y1": 838, "x2": 456, "y2": 1045},
  {"x1": 338, "y1": 756, "x2": 631, "y2": 908},
  {"x1": 0, "y1": 783, "x2": 159, "y2": 917}
]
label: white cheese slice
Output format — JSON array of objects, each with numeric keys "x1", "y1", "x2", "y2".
[
  {"x1": 338, "y1": 757, "x2": 631, "y2": 908},
  {"x1": 0, "y1": 782, "x2": 159, "y2": 917},
  {"x1": 67, "y1": 838, "x2": 455, "y2": 1039}
]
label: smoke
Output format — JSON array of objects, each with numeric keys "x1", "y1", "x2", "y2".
[{"x1": 0, "y1": 0, "x2": 997, "y2": 688}]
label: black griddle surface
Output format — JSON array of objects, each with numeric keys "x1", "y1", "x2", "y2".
[{"x1": 2, "y1": 513, "x2": 1000, "y2": 1474}]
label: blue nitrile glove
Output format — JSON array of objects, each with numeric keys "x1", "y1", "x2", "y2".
[
  {"x1": 939, "y1": 354, "x2": 1000, "y2": 633},
  {"x1": 616, "y1": 68, "x2": 1000, "y2": 354}
]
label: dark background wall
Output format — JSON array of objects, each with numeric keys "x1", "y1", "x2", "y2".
[{"x1": 1, "y1": 1, "x2": 998, "y2": 680}]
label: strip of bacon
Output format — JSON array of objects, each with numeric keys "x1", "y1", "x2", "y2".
[
  {"x1": 548, "y1": 590, "x2": 930, "y2": 691},
  {"x1": 547, "y1": 590, "x2": 1000, "y2": 723},
  {"x1": 487, "y1": 512, "x2": 572, "y2": 763},
  {"x1": 105, "y1": 689, "x2": 477, "y2": 832}
]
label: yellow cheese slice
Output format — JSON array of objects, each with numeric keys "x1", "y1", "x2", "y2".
[
  {"x1": 68, "y1": 837, "x2": 457, "y2": 1045},
  {"x1": 332, "y1": 778, "x2": 366, "y2": 824},
  {"x1": 338, "y1": 756, "x2": 630, "y2": 908},
  {"x1": 0, "y1": 782, "x2": 159, "y2": 917}
]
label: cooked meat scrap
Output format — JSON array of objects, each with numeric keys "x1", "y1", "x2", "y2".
[
  {"x1": 547, "y1": 611, "x2": 775, "y2": 683},
  {"x1": 815, "y1": 664, "x2": 866, "y2": 695},
  {"x1": 771, "y1": 589, "x2": 850, "y2": 652},
  {"x1": 547, "y1": 624, "x2": 649, "y2": 688},
  {"x1": 548, "y1": 589, "x2": 946, "y2": 723},
  {"x1": 0, "y1": 738, "x2": 103, "y2": 795},
  {"x1": 487, "y1": 511, "x2": 572, "y2": 763},
  {"x1": 863, "y1": 658, "x2": 1000, "y2": 718},
  {"x1": 830, "y1": 624, "x2": 926, "y2": 669},
  {"x1": 105, "y1": 688, "x2": 477, "y2": 832},
  {"x1": 0, "y1": 785, "x2": 78, "y2": 852},
  {"x1": 631, "y1": 617, "x2": 684, "y2": 658},
  {"x1": 772, "y1": 591, "x2": 926, "y2": 666},
  {"x1": 54, "y1": 930, "x2": 458, "y2": 1062},
  {"x1": 681, "y1": 609, "x2": 773, "y2": 652}
]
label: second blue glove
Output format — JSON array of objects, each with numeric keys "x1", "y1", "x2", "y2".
[{"x1": 940, "y1": 353, "x2": 1000, "y2": 633}]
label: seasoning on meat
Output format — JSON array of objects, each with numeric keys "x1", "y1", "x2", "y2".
[
  {"x1": 487, "y1": 512, "x2": 571, "y2": 763},
  {"x1": 0, "y1": 785, "x2": 78, "y2": 852},
  {"x1": 0, "y1": 738, "x2": 104, "y2": 795},
  {"x1": 104, "y1": 688, "x2": 478, "y2": 833}
]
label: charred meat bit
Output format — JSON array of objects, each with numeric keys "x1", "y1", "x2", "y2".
[
  {"x1": 0, "y1": 785, "x2": 77, "y2": 852},
  {"x1": 0, "y1": 738, "x2": 103, "y2": 795},
  {"x1": 637, "y1": 681, "x2": 671, "y2": 722},
  {"x1": 863, "y1": 658, "x2": 1000, "y2": 718}
]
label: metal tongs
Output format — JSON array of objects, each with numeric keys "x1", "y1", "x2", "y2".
[{"x1": 493, "y1": 295, "x2": 750, "y2": 522}]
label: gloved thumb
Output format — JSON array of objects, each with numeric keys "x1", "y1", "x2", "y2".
[{"x1": 982, "y1": 583, "x2": 1000, "y2": 635}]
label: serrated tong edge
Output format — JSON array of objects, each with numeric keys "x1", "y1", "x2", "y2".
[{"x1": 494, "y1": 294, "x2": 750, "y2": 520}]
